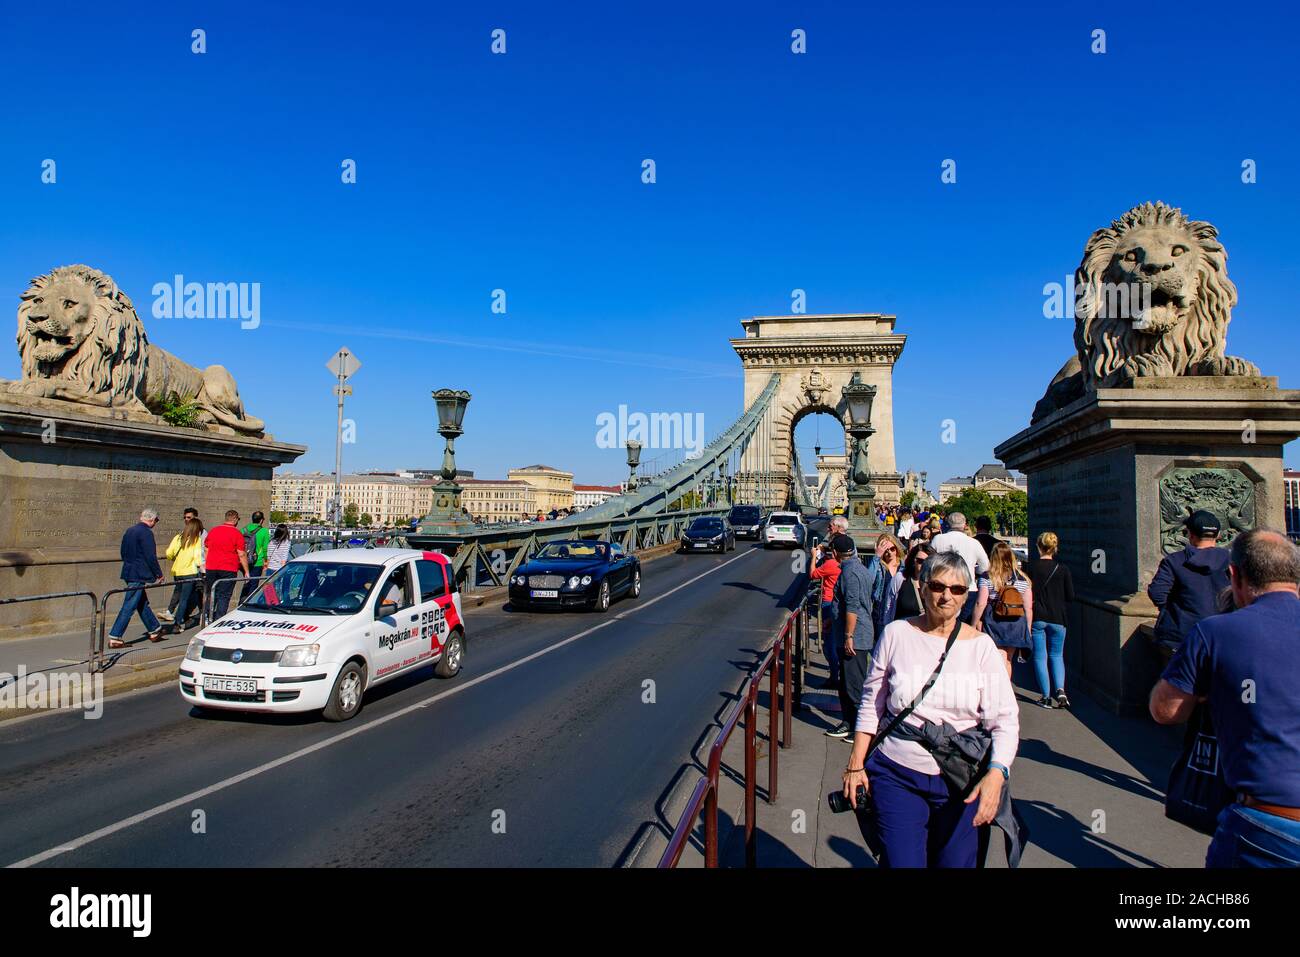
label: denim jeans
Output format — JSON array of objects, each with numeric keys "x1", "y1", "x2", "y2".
[
  {"x1": 172, "y1": 574, "x2": 202, "y2": 624},
  {"x1": 109, "y1": 581, "x2": 160, "y2": 639},
  {"x1": 1207, "y1": 803, "x2": 1300, "y2": 867},
  {"x1": 820, "y1": 601, "x2": 839, "y2": 681},
  {"x1": 1031, "y1": 621, "x2": 1067, "y2": 697}
]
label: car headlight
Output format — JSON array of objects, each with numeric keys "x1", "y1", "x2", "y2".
[
  {"x1": 581, "y1": 575, "x2": 592, "y2": 586},
  {"x1": 567, "y1": 576, "x2": 581, "y2": 589},
  {"x1": 280, "y1": 643, "x2": 321, "y2": 667},
  {"x1": 511, "y1": 574, "x2": 525, "y2": 586},
  {"x1": 711, "y1": 534, "x2": 722, "y2": 542},
  {"x1": 184, "y1": 638, "x2": 204, "y2": 662}
]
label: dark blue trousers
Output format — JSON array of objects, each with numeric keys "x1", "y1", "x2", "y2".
[{"x1": 866, "y1": 750, "x2": 980, "y2": 868}]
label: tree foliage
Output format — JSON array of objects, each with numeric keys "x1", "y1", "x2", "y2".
[{"x1": 343, "y1": 502, "x2": 359, "y2": 528}]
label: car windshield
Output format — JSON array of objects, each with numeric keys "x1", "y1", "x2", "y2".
[
  {"x1": 729, "y1": 507, "x2": 760, "y2": 522},
  {"x1": 536, "y1": 541, "x2": 608, "y2": 560},
  {"x1": 240, "y1": 561, "x2": 384, "y2": 615},
  {"x1": 689, "y1": 519, "x2": 723, "y2": 532}
]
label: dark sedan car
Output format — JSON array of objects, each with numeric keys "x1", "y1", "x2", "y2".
[
  {"x1": 680, "y1": 516, "x2": 735, "y2": 553},
  {"x1": 727, "y1": 504, "x2": 764, "y2": 540},
  {"x1": 507, "y1": 539, "x2": 641, "y2": 612}
]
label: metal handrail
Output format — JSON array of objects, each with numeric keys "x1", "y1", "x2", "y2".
[
  {"x1": 95, "y1": 580, "x2": 204, "y2": 668},
  {"x1": 0, "y1": 590, "x2": 100, "y2": 668},
  {"x1": 658, "y1": 605, "x2": 803, "y2": 868}
]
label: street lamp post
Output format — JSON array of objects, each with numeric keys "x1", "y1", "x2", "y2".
[
  {"x1": 408, "y1": 389, "x2": 476, "y2": 554},
  {"x1": 325, "y1": 347, "x2": 362, "y2": 547},
  {"x1": 626, "y1": 440, "x2": 642, "y2": 492},
  {"x1": 841, "y1": 372, "x2": 881, "y2": 540}
]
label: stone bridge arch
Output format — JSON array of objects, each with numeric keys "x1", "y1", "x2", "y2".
[{"x1": 731, "y1": 313, "x2": 905, "y2": 508}]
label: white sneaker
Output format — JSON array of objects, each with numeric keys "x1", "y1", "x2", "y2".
[{"x1": 157, "y1": 610, "x2": 174, "y2": 622}]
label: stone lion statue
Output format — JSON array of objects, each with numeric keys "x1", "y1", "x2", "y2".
[
  {"x1": 1, "y1": 265, "x2": 264, "y2": 434},
  {"x1": 1032, "y1": 202, "x2": 1260, "y2": 422}
]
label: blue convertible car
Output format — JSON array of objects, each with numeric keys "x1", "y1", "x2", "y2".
[{"x1": 507, "y1": 540, "x2": 641, "y2": 612}]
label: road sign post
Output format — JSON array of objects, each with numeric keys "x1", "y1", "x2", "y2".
[{"x1": 326, "y1": 348, "x2": 362, "y2": 548}]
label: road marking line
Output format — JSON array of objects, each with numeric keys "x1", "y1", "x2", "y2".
[{"x1": 8, "y1": 548, "x2": 756, "y2": 868}]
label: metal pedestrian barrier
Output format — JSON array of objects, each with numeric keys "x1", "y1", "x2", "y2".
[
  {"x1": 659, "y1": 603, "x2": 805, "y2": 868},
  {"x1": 0, "y1": 590, "x2": 100, "y2": 666}
]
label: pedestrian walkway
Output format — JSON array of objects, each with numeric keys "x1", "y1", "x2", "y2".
[{"x1": 726, "y1": 641, "x2": 1211, "y2": 867}]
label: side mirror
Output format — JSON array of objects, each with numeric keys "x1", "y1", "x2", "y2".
[{"x1": 376, "y1": 599, "x2": 398, "y2": 619}]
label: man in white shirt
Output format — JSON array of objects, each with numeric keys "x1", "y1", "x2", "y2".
[
  {"x1": 897, "y1": 510, "x2": 917, "y2": 543},
  {"x1": 928, "y1": 512, "x2": 990, "y2": 623}
]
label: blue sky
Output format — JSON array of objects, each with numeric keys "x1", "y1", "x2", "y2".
[{"x1": 3, "y1": 1, "x2": 1297, "y2": 486}]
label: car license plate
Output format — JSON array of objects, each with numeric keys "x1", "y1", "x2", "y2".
[
  {"x1": 693, "y1": 543, "x2": 708, "y2": 548},
  {"x1": 530, "y1": 589, "x2": 558, "y2": 598},
  {"x1": 203, "y1": 676, "x2": 257, "y2": 695}
]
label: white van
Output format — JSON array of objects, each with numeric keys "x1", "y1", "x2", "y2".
[{"x1": 180, "y1": 548, "x2": 465, "y2": 721}]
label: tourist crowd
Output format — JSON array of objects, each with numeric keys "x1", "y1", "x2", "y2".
[
  {"x1": 810, "y1": 502, "x2": 1298, "y2": 869},
  {"x1": 108, "y1": 507, "x2": 291, "y2": 648}
]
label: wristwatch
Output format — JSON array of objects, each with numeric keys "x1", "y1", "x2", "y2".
[{"x1": 988, "y1": 761, "x2": 1009, "y2": 781}]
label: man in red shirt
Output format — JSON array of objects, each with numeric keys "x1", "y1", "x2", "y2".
[
  {"x1": 205, "y1": 509, "x2": 250, "y2": 619},
  {"x1": 810, "y1": 541, "x2": 842, "y2": 690}
]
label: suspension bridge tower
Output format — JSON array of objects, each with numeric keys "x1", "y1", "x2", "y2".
[{"x1": 731, "y1": 313, "x2": 906, "y2": 509}]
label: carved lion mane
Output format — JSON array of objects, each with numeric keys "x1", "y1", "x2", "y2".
[
  {"x1": 1033, "y1": 202, "x2": 1260, "y2": 421},
  {"x1": 8, "y1": 264, "x2": 264, "y2": 434}
]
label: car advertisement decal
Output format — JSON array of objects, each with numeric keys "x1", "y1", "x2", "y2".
[
  {"x1": 208, "y1": 618, "x2": 321, "y2": 637},
  {"x1": 378, "y1": 625, "x2": 418, "y2": 651},
  {"x1": 374, "y1": 648, "x2": 434, "y2": 678}
]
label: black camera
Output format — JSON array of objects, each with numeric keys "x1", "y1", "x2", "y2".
[{"x1": 826, "y1": 784, "x2": 868, "y2": 814}]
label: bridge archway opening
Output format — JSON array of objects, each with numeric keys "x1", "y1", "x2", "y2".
[{"x1": 791, "y1": 405, "x2": 847, "y2": 511}]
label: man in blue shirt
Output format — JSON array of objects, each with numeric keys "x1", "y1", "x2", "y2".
[
  {"x1": 107, "y1": 508, "x2": 166, "y2": 648},
  {"x1": 1151, "y1": 528, "x2": 1300, "y2": 867},
  {"x1": 1148, "y1": 510, "x2": 1231, "y2": 647},
  {"x1": 825, "y1": 534, "x2": 875, "y2": 739}
]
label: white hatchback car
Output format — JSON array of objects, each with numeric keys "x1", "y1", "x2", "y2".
[
  {"x1": 180, "y1": 549, "x2": 465, "y2": 721},
  {"x1": 762, "y1": 512, "x2": 806, "y2": 549}
]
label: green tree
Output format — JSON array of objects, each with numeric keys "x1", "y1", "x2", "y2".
[
  {"x1": 940, "y1": 488, "x2": 999, "y2": 526},
  {"x1": 269, "y1": 510, "x2": 288, "y2": 525},
  {"x1": 343, "y1": 502, "x2": 359, "y2": 528},
  {"x1": 900, "y1": 490, "x2": 917, "y2": 509},
  {"x1": 359, "y1": 512, "x2": 373, "y2": 527},
  {"x1": 995, "y1": 490, "x2": 1028, "y2": 538}
]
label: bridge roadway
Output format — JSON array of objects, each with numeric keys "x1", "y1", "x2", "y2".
[{"x1": 0, "y1": 542, "x2": 805, "y2": 867}]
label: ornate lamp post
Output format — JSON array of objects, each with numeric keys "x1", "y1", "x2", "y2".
[
  {"x1": 841, "y1": 372, "x2": 881, "y2": 537},
  {"x1": 626, "y1": 439, "x2": 642, "y2": 492},
  {"x1": 409, "y1": 388, "x2": 476, "y2": 549}
]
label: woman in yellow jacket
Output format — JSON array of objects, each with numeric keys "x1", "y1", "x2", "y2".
[{"x1": 163, "y1": 518, "x2": 205, "y2": 633}]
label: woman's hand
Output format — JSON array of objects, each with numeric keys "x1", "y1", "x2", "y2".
[
  {"x1": 842, "y1": 767, "x2": 870, "y2": 808},
  {"x1": 964, "y1": 770, "x2": 1004, "y2": 826}
]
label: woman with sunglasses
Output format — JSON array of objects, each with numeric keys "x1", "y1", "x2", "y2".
[
  {"x1": 883, "y1": 542, "x2": 931, "y2": 623},
  {"x1": 842, "y1": 551, "x2": 1019, "y2": 867}
]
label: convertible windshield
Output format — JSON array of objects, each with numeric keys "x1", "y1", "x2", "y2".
[
  {"x1": 241, "y1": 561, "x2": 384, "y2": 614},
  {"x1": 536, "y1": 541, "x2": 608, "y2": 560},
  {"x1": 689, "y1": 519, "x2": 724, "y2": 532}
]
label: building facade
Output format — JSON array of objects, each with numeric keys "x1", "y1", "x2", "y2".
[
  {"x1": 1285, "y1": 468, "x2": 1300, "y2": 540},
  {"x1": 272, "y1": 472, "x2": 436, "y2": 526},
  {"x1": 508, "y1": 464, "x2": 575, "y2": 513},
  {"x1": 460, "y1": 479, "x2": 537, "y2": 522},
  {"x1": 573, "y1": 484, "x2": 621, "y2": 510},
  {"x1": 939, "y1": 463, "x2": 1028, "y2": 503}
]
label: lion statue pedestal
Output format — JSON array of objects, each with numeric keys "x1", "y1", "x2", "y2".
[
  {"x1": 996, "y1": 203, "x2": 1300, "y2": 715},
  {"x1": 0, "y1": 266, "x2": 305, "y2": 642}
]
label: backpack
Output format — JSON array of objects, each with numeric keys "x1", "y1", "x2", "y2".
[
  {"x1": 993, "y1": 574, "x2": 1026, "y2": 619},
  {"x1": 243, "y1": 526, "x2": 258, "y2": 562}
]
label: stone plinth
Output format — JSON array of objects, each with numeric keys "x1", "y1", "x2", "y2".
[
  {"x1": 995, "y1": 377, "x2": 1300, "y2": 714},
  {"x1": 0, "y1": 395, "x2": 305, "y2": 641}
]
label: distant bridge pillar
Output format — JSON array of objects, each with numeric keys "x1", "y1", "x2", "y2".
[{"x1": 731, "y1": 313, "x2": 905, "y2": 509}]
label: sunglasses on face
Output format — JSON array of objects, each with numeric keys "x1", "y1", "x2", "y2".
[{"x1": 926, "y1": 581, "x2": 969, "y2": 597}]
